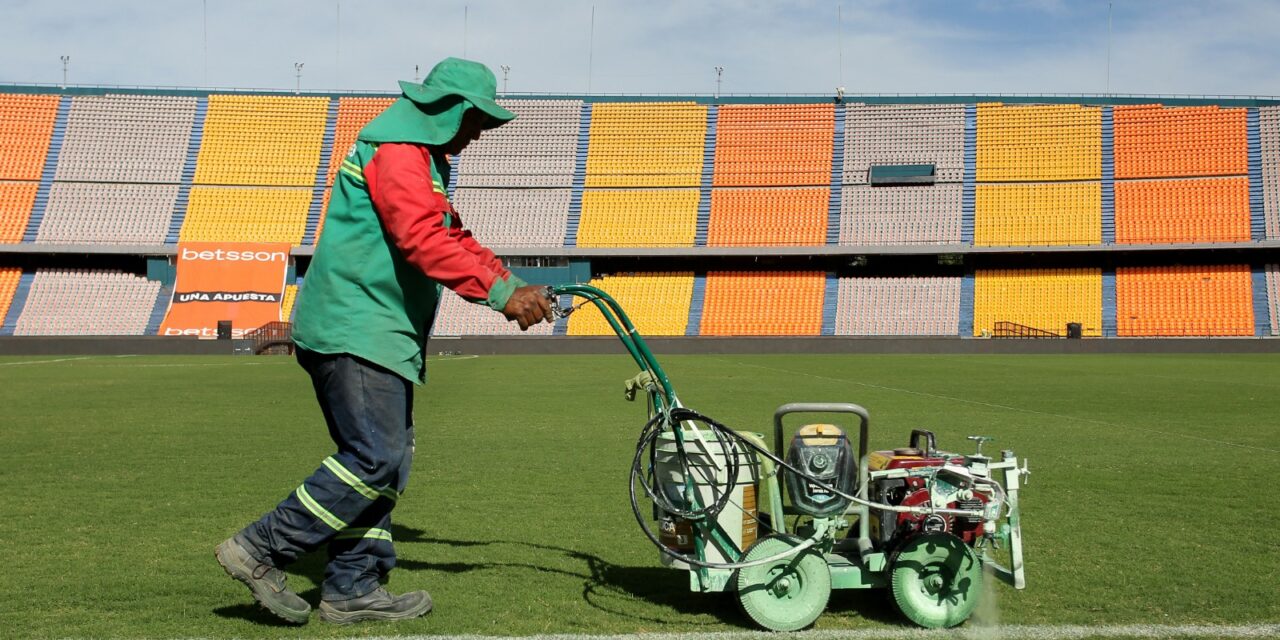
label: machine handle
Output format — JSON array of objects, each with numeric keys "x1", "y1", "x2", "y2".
[
  {"x1": 544, "y1": 286, "x2": 570, "y2": 319},
  {"x1": 910, "y1": 429, "x2": 937, "y2": 455},
  {"x1": 772, "y1": 403, "x2": 870, "y2": 465}
]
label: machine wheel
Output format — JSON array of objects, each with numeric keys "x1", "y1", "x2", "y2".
[
  {"x1": 890, "y1": 533, "x2": 983, "y2": 628},
  {"x1": 735, "y1": 535, "x2": 831, "y2": 631}
]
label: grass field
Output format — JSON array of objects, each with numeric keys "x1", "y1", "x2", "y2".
[{"x1": 1, "y1": 352, "x2": 1278, "y2": 638}]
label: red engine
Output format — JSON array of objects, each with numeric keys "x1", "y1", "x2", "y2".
[{"x1": 868, "y1": 431, "x2": 990, "y2": 547}]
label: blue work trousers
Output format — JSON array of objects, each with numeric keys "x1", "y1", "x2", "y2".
[{"x1": 239, "y1": 348, "x2": 414, "y2": 601}]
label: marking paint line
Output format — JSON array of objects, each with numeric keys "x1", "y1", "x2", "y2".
[
  {"x1": 721, "y1": 359, "x2": 1279, "y2": 455},
  {"x1": 0, "y1": 356, "x2": 96, "y2": 366},
  {"x1": 353, "y1": 623, "x2": 1280, "y2": 640},
  {"x1": 80, "y1": 362, "x2": 268, "y2": 367},
  {"x1": 2, "y1": 354, "x2": 480, "y2": 368}
]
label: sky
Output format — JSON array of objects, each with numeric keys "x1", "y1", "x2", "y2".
[{"x1": 1, "y1": 0, "x2": 1278, "y2": 97}]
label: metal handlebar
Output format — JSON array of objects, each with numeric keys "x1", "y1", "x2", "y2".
[{"x1": 545, "y1": 284, "x2": 679, "y2": 412}]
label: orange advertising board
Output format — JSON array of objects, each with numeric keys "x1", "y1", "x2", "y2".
[{"x1": 160, "y1": 242, "x2": 290, "y2": 339}]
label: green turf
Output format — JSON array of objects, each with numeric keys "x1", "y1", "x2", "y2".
[{"x1": 1, "y1": 352, "x2": 1278, "y2": 637}]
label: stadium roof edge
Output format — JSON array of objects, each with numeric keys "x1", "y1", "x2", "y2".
[{"x1": 2, "y1": 82, "x2": 1279, "y2": 107}]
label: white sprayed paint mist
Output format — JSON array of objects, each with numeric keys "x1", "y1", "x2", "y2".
[{"x1": 964, "y1": 563, "x2": 1002, "y2": 639}]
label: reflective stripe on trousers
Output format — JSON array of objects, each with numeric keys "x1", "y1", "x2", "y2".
[{"x1": 239, "y1": 348, "x2": 414, "y2": 601}]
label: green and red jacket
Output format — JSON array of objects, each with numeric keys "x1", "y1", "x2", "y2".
[{"x1": 293, "y1": 140, "x2": 524, "y2": 383}]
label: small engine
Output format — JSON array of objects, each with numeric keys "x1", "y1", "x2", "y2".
[
  {"x1": 784, "y1": 423, "x2": 857, "y2": 517},
  {"x1": 868, "y1": 430, "x2": 998, "y2": 548}
]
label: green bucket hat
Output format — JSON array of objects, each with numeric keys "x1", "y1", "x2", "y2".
[{"x1": 359, "y1": 57, "x2": 516, "y2": 146}]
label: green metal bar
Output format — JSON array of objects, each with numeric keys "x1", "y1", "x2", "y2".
[
  {"x1": 553, "y1": 283, "x2": 720, "y2": 570},
  {"x1": 551, "y1": 284, "x2": 678, "y2": 406}
]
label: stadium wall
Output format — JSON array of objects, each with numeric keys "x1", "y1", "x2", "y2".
[{"x1": 3, "y1": 335, "x2": 1280, "y2": 357}]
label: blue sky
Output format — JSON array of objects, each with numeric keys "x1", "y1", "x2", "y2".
[{"x1": 1, "y1": 1, "x2": 1277, "y2": 97}]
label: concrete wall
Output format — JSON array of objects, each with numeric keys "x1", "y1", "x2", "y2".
[{"x1": 2, "y1": 335, "x2": 1278, "y2": 357}]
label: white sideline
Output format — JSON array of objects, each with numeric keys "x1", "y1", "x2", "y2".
[
  {"x1": 355, "y1": 624, "x2": 1280, "y2": 640},
  {"x1": 724, "y1": 359, "x2": 1280, "y2": 455},
  {"x1": 0, "y1": 356, "x2": 96, "y2": 366},
  {"x1": 0, "y1": 354, "x2": 480, "y2": 368}
]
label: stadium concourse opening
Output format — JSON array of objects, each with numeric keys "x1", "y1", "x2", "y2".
[{"x1": 2, "y1": 87, "x2": 1280, "y2": 354}]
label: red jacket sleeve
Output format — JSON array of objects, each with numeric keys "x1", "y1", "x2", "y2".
[{"x1": 365, "y1": 143, "x2": 524, "y2": 310}]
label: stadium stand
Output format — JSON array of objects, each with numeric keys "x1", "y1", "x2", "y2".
[
  {"x1": 0, "y1": 94, "x2": 60, "y2": 182},
  {"x1": 1113, "y1": 105, "x2": 1248, "y2": 179},
  {"x1": 456, "y1": 99, "x2": 582, "y2": 188},
  {"x1": 973, "y1": 268, "x2": 1103, "y2": 337},
  {"x1": 54, "y1": 94, "x2": 196, "y2": 184},
  {"x1": 193, "y1": 95, "x2": 328, "y2": 187},
  {"x1": 708, "y1": 187, "x2": 828, "y2": 246},
  {"x1": 712, "y1": 104, "x2": 833, "y2": 187},
  {"x1": 12, "y1": 268, "x2": 159, "y2": 335},
  {"x1": 976, "y1": 103, "x2": 1102, "y2": 182},
  {"x1": 1268, "y1": 264, "x2": 1280, "y2": 336},
  {"x1": 0, "y1": 181, "x2": 39, "y2": 243},
  {"x1": 1114, "y1": 177, "x2": 1251, "y2": 244},
  {"x1": 451, "y1": 188, "x2": 571, "y2": 248},
  {"x1": 0, "y1": 267, "x2": 20, "y2": 322},
  {"x1": 566, "y1": 272, "x2": 694, "y2": 336},
  {"x1": 699, "y1": 271, "x2": 825, "y2": 336},
  {"x1": 36, "y1": 182, "x2": 178, "y2": 245},
  {"x1": 1, "y1": 85, "x2": 1278, "y2": 340},
  {"x1": 1116, "y1": 264, "x2": 1254, "y2": 336},
  {"x1": 280, "y1": 283, "x2": 299, "y2": 322},
  {"x1": 1261, "y1": 106, "x2": 1279, "y2": 239},
  {"x1": 576, "y1": 188, "x2": 699, "y2": 247},
  {"x1": 585, "y1": 102, "x2": 706, "y2": 188},
  {"x1": 975, "y1": 183, "x2": 1101, "y2": 246},
  {"x1": 844, "y1": 104, "x2": 965, "y2": 184},
  {"x1": 835, "y1": 276, "x2": 960, "y2": 336},
  {"x1": 431, "y1": 288, "x2": 557, "y2": 336},
  {"x1": 178, "y1": 186, "x2": 311, "y2": 244},
  {"x1": 840, "y1": 183, "x2": 962, "y2": 245}
]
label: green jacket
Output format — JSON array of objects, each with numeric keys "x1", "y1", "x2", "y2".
[
  {"x1": 294, "y1": 59, "x2": 522, "y2": 383},
  {"x1": 293, "y1": 137, "x2": 522, "y2": 383}
]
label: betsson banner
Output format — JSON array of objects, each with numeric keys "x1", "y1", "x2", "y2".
[{"x1": 160, "y1": 242, "x2": 290, "y2": 339}]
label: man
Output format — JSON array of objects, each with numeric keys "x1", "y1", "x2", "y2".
[{"x1": 215, "y1": 57, "x2": 552, "y2": 625}]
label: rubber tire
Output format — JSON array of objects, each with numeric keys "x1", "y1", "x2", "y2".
[
  {"x1": 735, "y1": 535, "x2": 831, "y2": 632},
  {"x1": 890, "y1": 533, "x2": 983, "y2": 628}
]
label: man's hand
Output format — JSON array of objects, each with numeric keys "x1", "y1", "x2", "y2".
[{"x1": 502, "y1": 285, "x2": 553, "y2": 330}]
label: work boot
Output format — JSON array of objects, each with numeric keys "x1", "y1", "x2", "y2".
[
  {"x1": 214, "y1": 535, "x2": 311, "y2": 624},
  {"x1": 318, "y1": 587, "x2": 433, "y2": 624}
]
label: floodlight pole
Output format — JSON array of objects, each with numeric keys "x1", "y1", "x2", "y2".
[
  {"x1": 294, "y1": 62, "x2": 304, "y2": 94},
  {"x1": 714, "y1": 66, "x2": 723, "y2": 100},
  {"x1": 500, "y1": 65, "x2": 510, "y2": 95},
  {"x1": 60, "y1": 55, "x2": 70, "y2": 89},
  {"x1": 837, "y1": 4, "x2": 844, "y2": 89},
  {"x1": 1106, "y1": 2, "x2": 1113, "y2": 95}
]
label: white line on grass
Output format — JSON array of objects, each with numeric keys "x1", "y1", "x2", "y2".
[
  {"x1": 84, "y1": 362, "x2": 268, "y2": 367},
  {"x1": 722, "y1": 359, "x2": 1280, "y2": 455},
  {"x1": 356, "y1": 623, "x2": 1280, "y2": 640},
  {"x1": 46, "y1": 354, "x2": 480, "y2": 367},
  {"x1": 0, "y1": 356, "x2": 96, "y2": 366}
]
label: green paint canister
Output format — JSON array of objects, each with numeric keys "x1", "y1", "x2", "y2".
[{"x1": 654, "y1": 429, "x2": 761, "y2": 569}]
